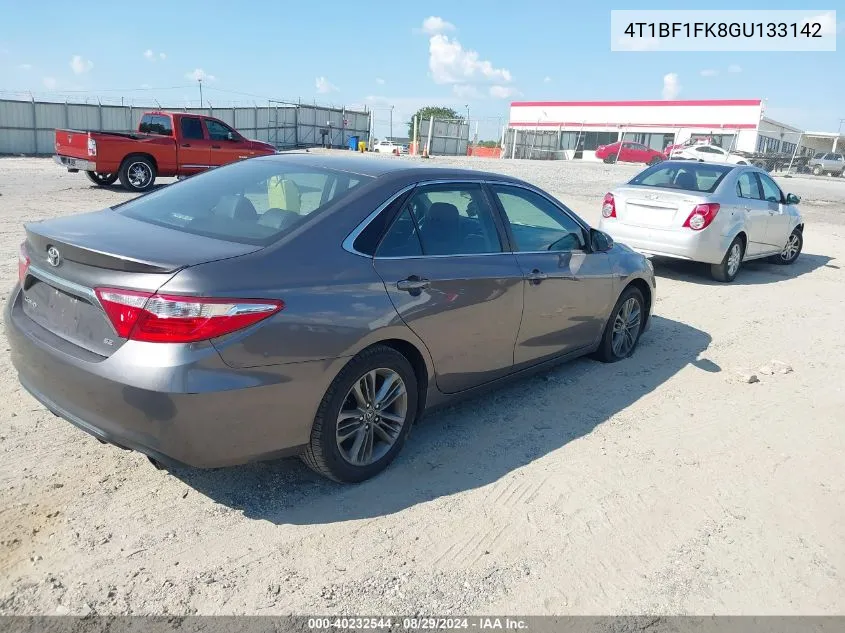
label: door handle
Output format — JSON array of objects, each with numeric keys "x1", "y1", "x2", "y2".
[
  {"x1": 211, "y1": 144, "x2": 221, "y2": 149},
  {"x1": 396, "y1": 277, "x2": 430, "y2": 292},
  {"x1": 526, "y1": 269, "x2": 548, "y2": 284},
  {"x1": 181, "y1": 143, "x2": 191, "y2": 147}
]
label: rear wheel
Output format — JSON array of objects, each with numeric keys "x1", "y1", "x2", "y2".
[
  {"x1": 647, "y1": 156, "x2": 663, "y2": 166},
  {"x1": 302, "y1": 345, "x2": 418, "y2": 483},
  {"x1": 711, "y1": 236, "x2": 744, "y2": 282},
  {"x1": 603, "y1": 156, "x2": 616, "y2": 164},
  {"x1": 812, "y1": 165, "x2": 823, "y2": 176},
  {"x1": 85, "y1": 171, "x2": 118, "y2": 186},
  {"x1": 593, "y1": 286, "x2": 645, "y2": 363},
  {"x1": 770, "y1": 228, "x2": 802, "y2": 265},
  {"x1": 118, "y1": 156, "x2": 156, "y2": 192}
]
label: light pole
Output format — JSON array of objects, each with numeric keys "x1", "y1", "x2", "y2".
[
  {"x1": 389, "y1": 105, "x2": 394, "y2": 141},
  {"x1": 198, "y1": 78, "x2": 203, "y2": 108}
]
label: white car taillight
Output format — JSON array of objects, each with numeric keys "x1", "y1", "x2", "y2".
[{"x1": 87, "y1": 136, "x2": 97, "y2": 157}]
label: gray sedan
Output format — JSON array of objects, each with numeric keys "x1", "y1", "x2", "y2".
[
  {"x1": 6, "y1": 155, "x2": 655, "y2": 483},
  {"x1": 599, "y1": 161, "x2": 804, "y2": 282}
]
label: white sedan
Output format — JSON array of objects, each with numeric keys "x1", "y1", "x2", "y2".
[
  {"x1": 671, "y1": 144, "x2": 750, "y2": 165},
  {"x1": 373, "y1": 140, "x2": 408, "y2": 154}
]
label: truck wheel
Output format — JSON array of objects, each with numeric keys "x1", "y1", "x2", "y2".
[
  {"x1": 85, "y1": 171, "x2": 118, "y2": 186},
  {"x1": 119, "y1": 156, "x2": 156, "y2": 192}
]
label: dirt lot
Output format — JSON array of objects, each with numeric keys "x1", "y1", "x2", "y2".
[{"x1": 0, "y1": 155, "x2": 843, "y2": 616}]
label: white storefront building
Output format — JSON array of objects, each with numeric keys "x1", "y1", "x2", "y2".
[{"x1": 507, "y1": 99, "x2": 841, "y2": 161}]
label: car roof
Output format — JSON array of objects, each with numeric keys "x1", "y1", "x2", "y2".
[{"x1": 251, "y1": 153, "x2": 526, "y2": 183}]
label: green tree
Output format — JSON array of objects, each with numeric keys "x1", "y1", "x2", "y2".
[{"x1": 407, "y1": 106, "x2": 462, "y2": 140}]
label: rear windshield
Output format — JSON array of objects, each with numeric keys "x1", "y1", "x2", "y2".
[
  {"x1": 629, "y1": 162, "x2": 732, "y2": 194},
  {"x1": 115, "y1": 159, "x2": 372, "y2": 245},
  {"x1": 139, "y1": 114, "x2": 173, "y2": 136}
]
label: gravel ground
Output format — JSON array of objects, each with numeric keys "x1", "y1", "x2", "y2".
[{"x1": 0, "y1": 155, "x2": 843, "y2": 616}]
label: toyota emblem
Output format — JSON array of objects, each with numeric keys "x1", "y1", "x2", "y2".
[{"x1": 46, "y1": 246, "x2": 61, "y2": 267}]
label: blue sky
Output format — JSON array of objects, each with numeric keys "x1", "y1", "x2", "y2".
[{"x1": 0, "y1": 0, "x2": 841, "y2": 140}]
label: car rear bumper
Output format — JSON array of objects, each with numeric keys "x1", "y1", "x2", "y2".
[
  {"x1": 600, "y1": 220, "x2": 729, "y2": 265},
  {"x1": 4, "y1": 285, "x2": 332, "y2": 469},
  {"x1": 54, "y1": 154, "x2": 96, "y2": 172}
]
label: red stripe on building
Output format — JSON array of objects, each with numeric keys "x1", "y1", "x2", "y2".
[
  {"x1": 510, "y1": 99, "x2": 763, "y2": 107},
  {"x1": 508, "y1": 122, "x2": 759, "y2": 129}
]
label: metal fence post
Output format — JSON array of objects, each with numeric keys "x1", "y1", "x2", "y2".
[
  {"x1": 254, "y1": 103, "x2": 258, "y2": 139},
  {"x1": 98, "y1": 99, "x2": 103, "y2": 131},
  {"x1": 31, "y1": 96, "x2": 38, "y2": 154}
]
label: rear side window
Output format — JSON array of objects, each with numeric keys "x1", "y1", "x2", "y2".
[
  {"x1": 180, "y1": 117, "x2": 204, "y2": 140},
  {"x1": 116, "y1": 160, "x2": 372, "y2": 245},
  {"x1": 139, "y1": 114, "x2": 173, "y2": 136},
  {"x1": 630, "y1": 163, "x2": 732, "y2": 193}
]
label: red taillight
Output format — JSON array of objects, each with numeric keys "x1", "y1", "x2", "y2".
[
  {"x1": 94, "y1": 288, "x2": 283, "y2": 343},
  {"x1": 602, "y1": 193, "x2": 616, "y2": 218},
  {"x1": 18, "y1": 242, "x2": 30, "y2": 285},
  {"x1": 683, "y1": 203, "x2": 721, "y2": 231}
]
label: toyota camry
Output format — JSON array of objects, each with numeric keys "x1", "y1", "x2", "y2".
[{"x1": 6, "y1": 155, "x2": 655, "y2": 482}]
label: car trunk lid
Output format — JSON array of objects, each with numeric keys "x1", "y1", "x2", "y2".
[
  {"x1": 613, "y1": 186, "x2": 706, "y2": 229},
  {"x1": 20, "y1": 210, "x2": 262, "y2": 357}
]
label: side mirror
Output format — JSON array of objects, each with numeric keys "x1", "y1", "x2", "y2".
[
  {"x1": 785, "y1": 193, "x2": 800, "y2": 205},
  {"x1": 227, "y1": 132, "x2": 239, "y2": 141},
  {"x1": 590, "y1": 228, "x2": 614, "y2": 252}
]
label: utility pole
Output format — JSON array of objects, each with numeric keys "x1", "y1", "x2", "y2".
[
  {"x1": 198, "y1": 78, "x2": 203, "y2": 108},
  {"x1": 389, "y1": 105, "x2": 394, "y2": 141}
]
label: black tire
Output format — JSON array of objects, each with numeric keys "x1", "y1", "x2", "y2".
[
  {"x1": 769, "y1": 227, "x2": 802, "y2": 265},
  {"x1": 812, "y1": 165, "x2": 823, "y2": 176},
  {"x1": 302, "y1": 345, "x2": 418, "y2": 483},
  {"x1": 711, "y1": 236, "x2": 744, "y2": 282},
  {"x1": 118, "y1": 155, "x2": 156, "y2": 192},
  {"x1": 647, "y1": 156, "x2": 663, "y2": 166},
  {"x1": 85, "y1": 171, "x2": 118, "y2": 186},
  {"x1": 593, "y1": 286, "x2": 646, "y2": 363},
  {"x1": 603, "y1": 156, "x2": 616, "y2": 164}
]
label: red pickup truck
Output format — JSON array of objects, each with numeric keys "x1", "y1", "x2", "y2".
[{"x1": 54, "y1": 111, "x2": 277, "y2": 192}]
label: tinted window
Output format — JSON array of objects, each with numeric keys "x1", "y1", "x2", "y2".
[
  {"x1": 630, "y1": 163, "x2": 732, "y2": 193},
  {"x1": 736, "y1": 172, "x2": 762, "y2": 199},
  {"x1": 406, "y1": 184, "x2": 501, "y2": 256},
  {"x1": 206, "y1": 119, "x2": 236, "y2": 141},
  {"x1": 492, "y1": 185, "x2": 584, "y2": 252},
  {"x1": 757, "y1": 173, "x2": 783, "y2": 203},
  {"x1": 116, "y1": 160, "x2": 372, "y2": 245},
  {"x1": 180, "y1": 117, "x2": 204, "y2": 140},
  {"x1": 139, "y1": 114, "x2": 173, "y2": 136},
  {"x1": 376, "y1": 208, "x2": 423, "y2": 258},
  {"x1": 823, "y1": 153, "x2": 834, "y2": 160}
]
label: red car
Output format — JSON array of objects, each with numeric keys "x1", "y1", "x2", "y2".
[
  {"x1": 54, "y1": 111, "x2": 277, "y2": 192},
  {"x1": 595, "y1": 141, "x2": 664, "y2": 166}
]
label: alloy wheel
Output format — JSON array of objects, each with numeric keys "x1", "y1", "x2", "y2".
[
  {"x1": 611, "y1": 297, "x2": 642, "y2": 358},
  {"x1": 781, "y1": 233, "x2": 800, "y2": 262},
  {"x1": 727, "y1": 243, "x2": 742, "y2": 277},
  {"x1": 335, "y1": 368, "x2": 408, "y2": 467},
  {"x1": 127, "y1": 162, "x2": 152, "y2": 188}
]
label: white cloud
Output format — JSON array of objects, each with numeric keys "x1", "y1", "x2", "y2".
[
  {"x1": 315, "y1": 76, "x2": 338, "y2": 93},
  {"x1": 185, "y1": 68, "x2": 216, "y2": 82},
  {"x1": 700, "y1": 69, "x2": 718, "y2": 77},
  {"x1": 420, "y1": 16, "x2": 455, "y2": 35},
  {"x1": 543, "y1": 76, "x2": 551, "y2": 83},
  {"x1": 615, "y1": 35, "x2": 660, "y2": 51},
  {"x1": 428, "y1": 33, "x2": 512, "y2": 86},
  {"x1": 802, "y1": 11, "x2": 838, "y2": 36},
  {"x1": 489, "y1": 85, "x2": 516, "y2": 99},
  {"x1": 375, "y1": 77, "x2": 385, "y2": 85},
  {"x1": 42, "y1": 77, "x2": 57, "y2": 90},
  {"x1": 18, "y1": 63, "x2": 32, "y2": 71},
  {"x1": 662, "y1": 73, "x2": 681, "y2": 100},
  {"x1": 70, "y1": 55, "x2": 93, "y2": 74},
  {"x1": 727, "y1": 64, "x2": 742, "y2": 73},
  {"x1": 145, "y1": 49, "x2": 167, "y2": 62}
]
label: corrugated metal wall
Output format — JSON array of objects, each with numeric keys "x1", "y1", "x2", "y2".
[
  {"x1": 419, "y1": 119, "x2": 469, "y2": 156},
  {"x1": 0, "y1": 98, "x2": 371, "y2": 155}
]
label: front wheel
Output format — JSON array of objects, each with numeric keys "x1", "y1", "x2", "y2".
[
  {"x1": 812, "y1": 165, "x2": 823, "y2": 176},
  {"x1": 593, "y1": 286, "x2": 646, "y2": 363},
  {"x1": 647, "y1": 156, "x2": 663, "y2": 166},
  {"x1": 711, "y1": 236, "x2": 744, "y2": 282},
  {"x1": 769, "y1": 228, "x2": 802, "y2": 265},
  {"x1": 85, "y1": 171, "x2": 118, "y2": 186},
  {"x1": 302, "y1": 345, "x2": 418, "y2": 483}
]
